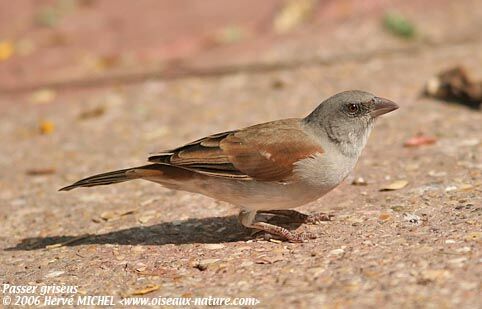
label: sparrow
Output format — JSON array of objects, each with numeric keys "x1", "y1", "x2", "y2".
[{"x1": 60, "y1": 90, "x2": 398, "y2": 242}]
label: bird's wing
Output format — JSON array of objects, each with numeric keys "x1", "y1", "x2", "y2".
[{"x1": 148, "y1": 118, "x2": 324, "y2": 182}]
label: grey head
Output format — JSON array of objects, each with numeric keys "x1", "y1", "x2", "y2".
[{"x1": 303, "y1": 90, "x2": 399, "y2": 157}]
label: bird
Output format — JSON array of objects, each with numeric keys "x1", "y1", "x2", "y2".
[{"x1": 60, "y1": 90, "x2": 398, "y2": 242}]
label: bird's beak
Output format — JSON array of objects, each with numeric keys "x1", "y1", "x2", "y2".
[{"x1": 370, "y1": 97, "x2": 399, "y2": 117}]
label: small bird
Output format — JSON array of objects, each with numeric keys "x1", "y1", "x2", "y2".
[{"x1": 60, "y1": 90, "x2": 398, "y2": 242}]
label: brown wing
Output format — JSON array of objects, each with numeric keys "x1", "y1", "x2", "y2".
[{"x1": 148, "y1": 119, "x2": 324, "y2": 181}]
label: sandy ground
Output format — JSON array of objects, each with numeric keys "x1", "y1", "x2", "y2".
[{"x1": 0, "y1": 1, "x2": 481, "y2": 308}]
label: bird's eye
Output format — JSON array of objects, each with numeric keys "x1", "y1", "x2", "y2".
[{"x1": 347, "y1": 103, "x2": 359, "y2": 114}]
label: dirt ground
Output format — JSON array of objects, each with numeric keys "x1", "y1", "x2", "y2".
[{"x1": 1, "y1": 1, "x2": 481, "y2": 308}]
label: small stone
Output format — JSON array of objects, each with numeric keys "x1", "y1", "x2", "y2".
[
  {"x1": 45, "y1": 270, "x2": 65, "y2": 278},
  {"x1": 308, "y1": 267, "x2": 325, "y2": 278},
  {"x1": 351, "y1": 177, "x2": 367, "y2": 186},
  {"x1": 194, "y1": 259, "x2": 220, "y2": 271},
  {"x1": 448, "y1": 257, "x2": 467, "y2": 266},
  {"x1": 328, "y1": 248, "x2": 345, "y2": 256},
  {"x1": 458, "y1": 183, "x2": 473, "y2": 191},
  {"x1": 456, "y1": 247, "x2": 471, "y2": 253},
  {"x1": 428, "y1": 170, "x2": 447, "y2": 177},
  {"x1": 391, "y1": 205, "x2": 405, "y2": 212},
  {"x1": 378, "y1": 213, "x2": 392, "y2": 221},
  {"x1": 420, "y1": 269, "x2": 451, "y2": 283},
  {"x1": 239, "y1": 261, "x2": 254, "y2": 267},
  {"x1": 380, "y1": 180, "x2": 408, "y2": 191},
  {"x1": 138, "y1": 215, "x2": 153, "y2": 224},
  {"x1": 464, "y1": 232, "x2": 481, "y2": 241},
  {"x1": 203, "y1": 244, "x2": 225, "y2": 250},
  {"x1": 445, "y1": 186, "x2": 457, "y2": 192},
  {"x1": 403, "y1": 213, "x2": 421, "y2": 224},
  {"x1": 444, "y1": 239, "x2": 456, "y2": 244}
]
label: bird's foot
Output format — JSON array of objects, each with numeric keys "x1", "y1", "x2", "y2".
[
  {"x1": 252, "y1": 226, "x2": 317, "y2": 243},
  {"x1": 258, "y1": 209, "x2": 334, "y2": 225}
]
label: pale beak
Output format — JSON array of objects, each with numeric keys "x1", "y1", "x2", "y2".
[{"x1": 370, "y1": 97, "x2": 399, "y2": 117}]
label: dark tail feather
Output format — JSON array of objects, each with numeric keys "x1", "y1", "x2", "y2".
[{"x1": 59, "y1": 164, "x2": 161, "y2": 191}]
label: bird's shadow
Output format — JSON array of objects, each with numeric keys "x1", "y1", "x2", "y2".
[{"x1": 6, "y1": 215, "x2": 303, "y2": 251}]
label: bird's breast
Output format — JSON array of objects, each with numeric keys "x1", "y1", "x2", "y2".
[{"x1": 293, "y1": 151, "x2": 357, "y2": 188}]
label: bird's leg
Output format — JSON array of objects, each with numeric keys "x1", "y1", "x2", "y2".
[
  {"x1": 257, "y1": 209, "x2": 333, "y2": 224},
  {"x1": 238, "y1": 210, "x2": 314, "y2": 243}
]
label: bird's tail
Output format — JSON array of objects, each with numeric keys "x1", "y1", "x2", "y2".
[{"x1": 59, "y1": 164, "x2": 163, "y2": 191}]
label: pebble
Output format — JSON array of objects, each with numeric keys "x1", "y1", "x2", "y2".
[
  {"x1": 403, "y1": 213, "x2": 421, "y2": 224},
  {"x1": 195, "y1": 258, "x2": 220, "y2": 271},
  {"x1": 45, "y1": 271, "x2": 65, "y2": 278},
  {"x1": 448, "y1": 257, "x2": 467, "y2": 266},
  {"x1": 455, "y1": 247, "x2": 471, "y2": 253},
  {"x1": 328, "y1": 248, "x2": 345, "y2": 256},
  {"x1": 351, "y1": 177, "x2": 367, "y2": 186},
  {"x1": 203, "y1": 244, "x2": 225, "y2": 250}
]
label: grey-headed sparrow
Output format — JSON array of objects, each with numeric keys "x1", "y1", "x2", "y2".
[{"x1": 61, "y1": 90, "x2": 398, "y2": 242}]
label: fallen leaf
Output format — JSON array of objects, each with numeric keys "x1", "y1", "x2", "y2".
[
  {"x1": 383, "y1": 12, "x2": 416, "y2": 38},
  {"x1": 273, "y1": 0, "x2": 317, "y2": 33},
  {"x1": 78, "y1": 106, "x2": 105, "y2": 120},
  {"x1": 96, "y1": 54, "x2": 122, "y2": 71},
  {"x1": 131, "y1": 284, "x2": 160, "y2": 296},
  {"x1": 464, "y1": 232, "x2": 481, "y2": 241},
  {"x1": 425, "y1": 66, "x2": 482, "y2": 110},
  {"x1": 39, "y1": 120, "x2": 55, "y2": 135},
  {"x1": 100, "y1": 209, "x2": 135, "y2": 221},
  {"x1": 391, "y1": 206, "x2": 405, "y2": 212},
  {"x1": 31, "y1": 89, "x2": 56, "y2": 104},
  {"x1": 194, "y1": 259, "x2": 220, "y2": 271},
  {"x1": 35, "y1": 6, "x2": 61, "y2": 27},
  {"x1": 212, "y1": 26, "x2": 245, "y2": 45},
  {"x1": 380, "y1": 180, "x2": 408, "y2": 191},
  {"x1": 203, "y1": 244, "x2": 225, "y2": 250},
  {"x1": 404, "y1": 135, "x2": 437, "y2": 147},
  {"x1": 26, "y1": 168, "x2": 56, "y2": 176},
  {"x1": 378, "y1": 213, "x2": 392, "y2": 221},
  {"x1": 0, "y1": 40, "x2": 14, "y2": 61}
]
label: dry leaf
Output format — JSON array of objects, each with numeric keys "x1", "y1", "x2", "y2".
[
  {"x1": 378, "y1": 213, "x2": 392, "y2": 221},
  {"x1": 131, "y1": 284, "x2": 160, "y2": 296},
  {"x1": 39, "y1": 120, "x2": 55, "y2": 134},
  {"x1": 100, "y1": 209, "x2": 135, "y2": 221},
  {"x1": 96, "y1": 54, "x2": 121, "y2": 71},
  {"x1": 212, "y1": 26, "x2": 245, "y2": 45},
  {"x1": 464, "y1": 232, "x2": 481, "y2": 241},
  {"x1": 383, "y1": 12, "x2": 417, "y2": 39},
  {"x1": 78, "y1": 106, "x2": 106, "y2": 120},
  {"x1": 380, "y1": 180, "x2": 408, "y2": 191},
  {"x1": 26, "y1": 168, "x2": 56, "y2": 176},
  {"x1": 273, "y1": 0, "x2": 317, "y2": 33},
  {"x1": 404, "y1": 135, "x2": 437, "y2": 147},
  {"x1": 425, "y1": 66, "x2": 482, "y2": 110},
  {"x1": 255, "y1": 255, "x2": 283, "y2": 264},
  {"x1": 31, "y1": 89, "x2": 56, "y2": 104},
  {"x1": 0, "y1": 40, "x2": 14, "y2": 61}
]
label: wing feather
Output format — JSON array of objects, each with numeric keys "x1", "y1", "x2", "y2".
[{"x1": 148, "y1": 119, "x2": 323, "y2": 181}]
